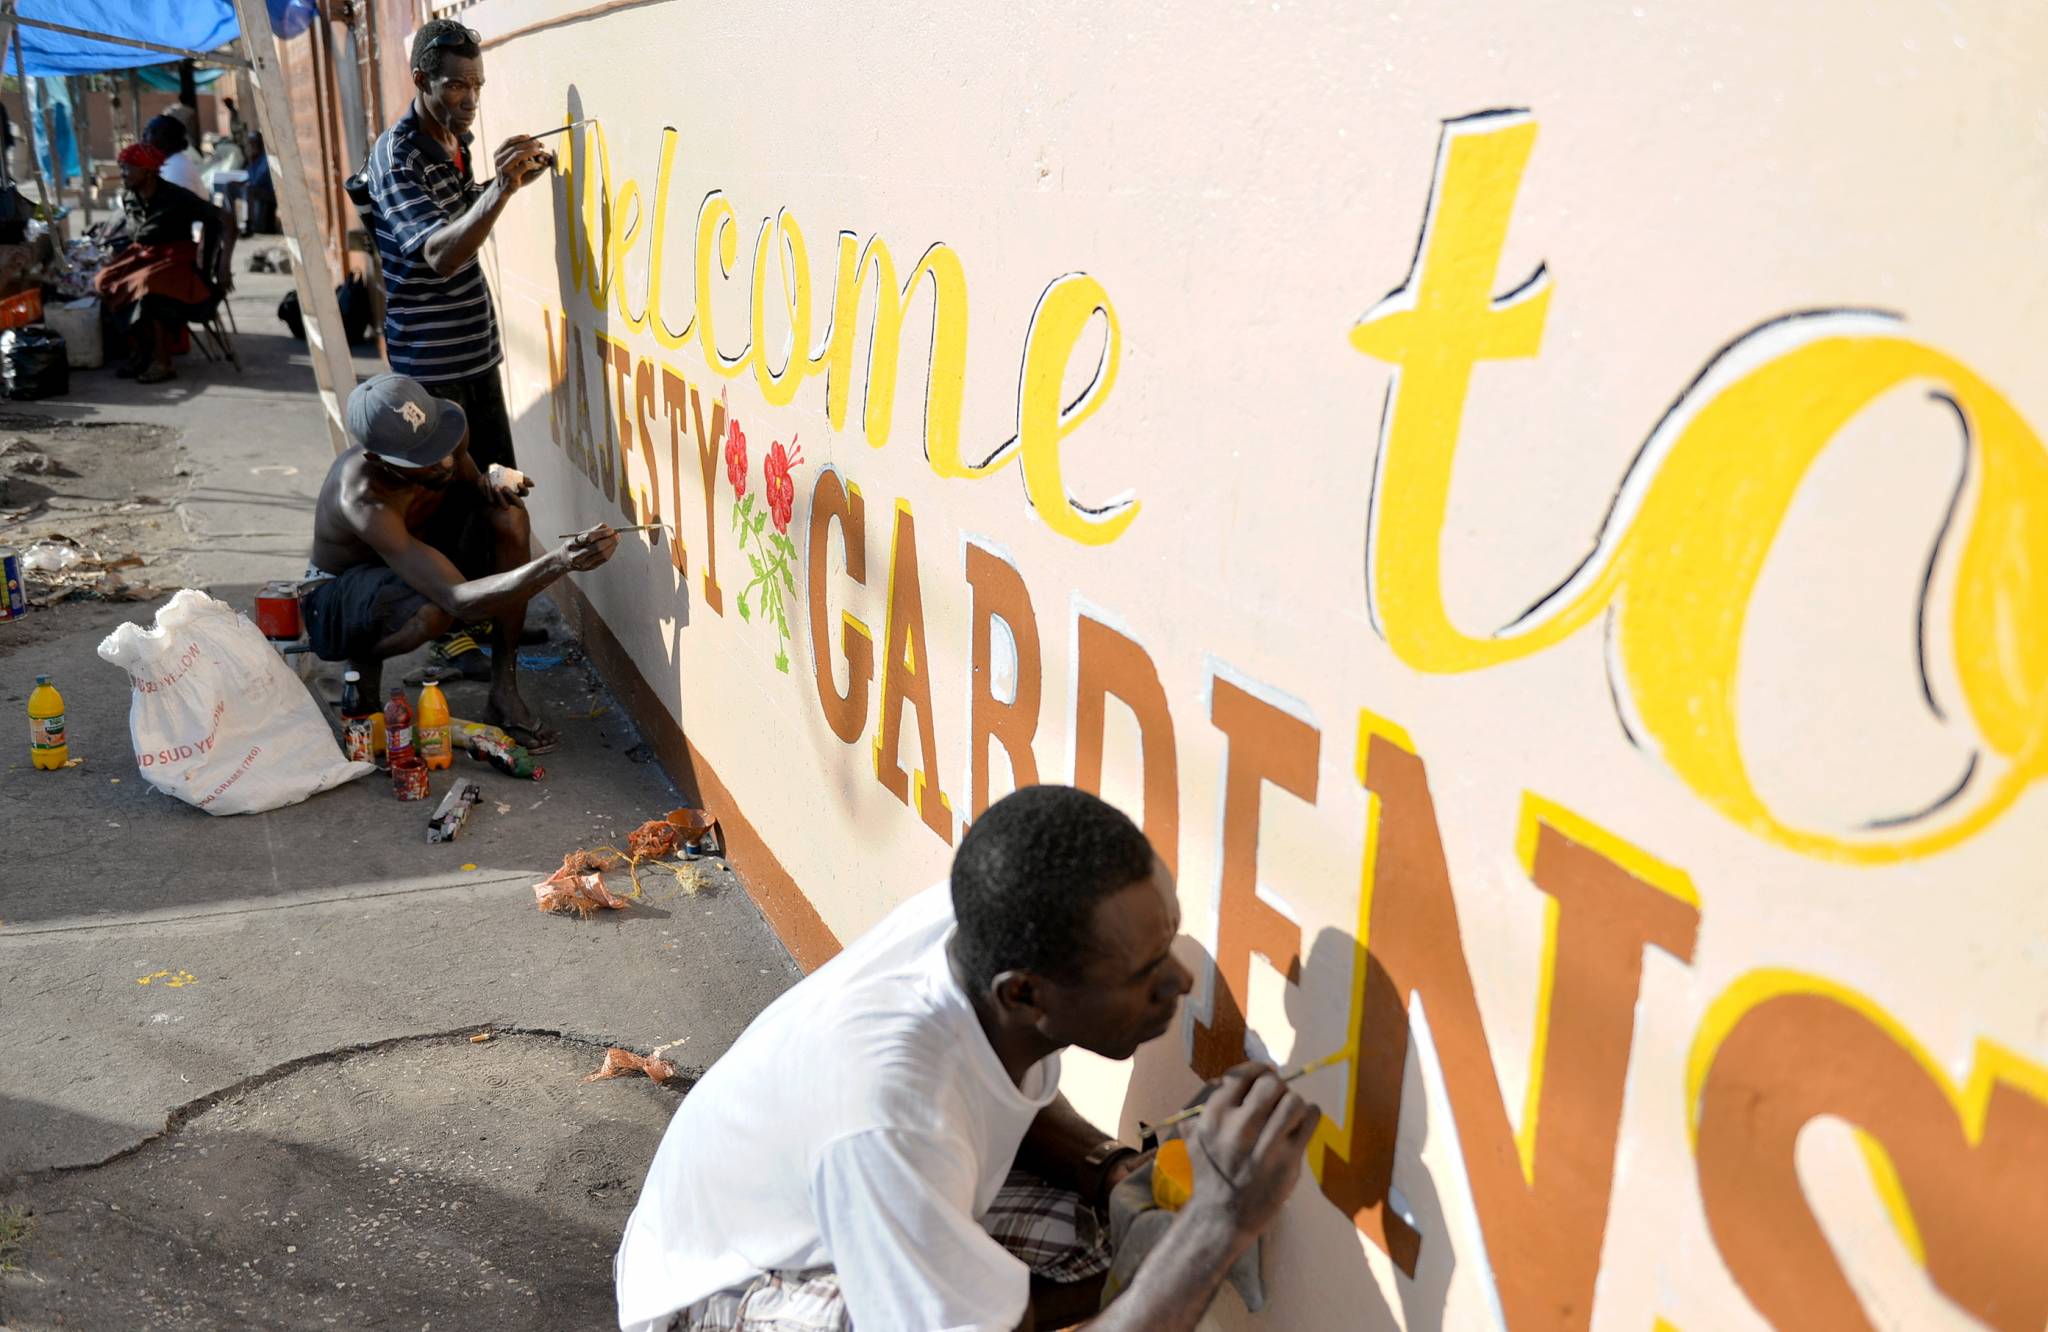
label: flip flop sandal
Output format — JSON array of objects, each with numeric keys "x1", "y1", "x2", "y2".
[
  {"x1": 494, "y1": 719, "x2": 561, "y2": 755},
  {"x1": 428, "y1": 630, "x2": 493, "y2": 680}
]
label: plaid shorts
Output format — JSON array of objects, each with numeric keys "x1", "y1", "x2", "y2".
[{"x1": 669, "y1": 1171, "x2": 1112, "y2": 1331}]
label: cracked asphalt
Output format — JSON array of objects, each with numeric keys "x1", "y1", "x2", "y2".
[{"x1": 0, "y1": 273, "x2": 800, "y2": 1330}]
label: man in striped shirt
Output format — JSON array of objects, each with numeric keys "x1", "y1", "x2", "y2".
[
  {"x1": 364, "y1": 18, "x2": 552, "y2": 678},
  {"x1": 365, "y1": 18, "x2": 548, "y2": 469}
]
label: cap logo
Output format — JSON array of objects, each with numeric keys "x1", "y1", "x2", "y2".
[{"x1": 398, "y1": 401, "x2": 428, "y2": 432}]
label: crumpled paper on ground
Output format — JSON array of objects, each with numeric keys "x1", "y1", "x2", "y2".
[
  {"x1": 583, "y1": 1047, "x2": 678, "y2": 1085},
  {"x1": 626, "y1": 818, "x2": 679, "y2": 859},
  {"x1": 534, "y1": 851, "x2": 633, "y2": 918}
]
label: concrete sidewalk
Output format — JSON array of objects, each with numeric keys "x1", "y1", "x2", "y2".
[{"x1": 0, "y1": 272, "x2": 798, "y2": 1329}]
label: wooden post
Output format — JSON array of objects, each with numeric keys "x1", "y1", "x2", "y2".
[
  {"x1": 127, "y1": 69, "x2": 140, "y2": 141},
  {"x1": 8, "y1": 24, "x2": 50, "y2": 215},
  {"x1": 230, "y1": 0, "x2": 356, "y2": 452}
]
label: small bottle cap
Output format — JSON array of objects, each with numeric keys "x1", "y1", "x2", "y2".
[
  {"x1": 343, "y1": 669, "x2": 360, "y2": 681},
  {"x1": 35, "y1": 674, "x2": 50, "y2": 685}
]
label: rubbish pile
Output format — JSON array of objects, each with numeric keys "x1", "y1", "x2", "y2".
[
  {"x1": 12, "y1": 534, "x2": 161, "y2": 606},
  {"x1": 533, "y1": 807, "x2": 721, "y2": 918}
]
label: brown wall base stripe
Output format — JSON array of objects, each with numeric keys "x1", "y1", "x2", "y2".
[{"x1": 544, "y1": 577, "x2": 843, "y2": 973}]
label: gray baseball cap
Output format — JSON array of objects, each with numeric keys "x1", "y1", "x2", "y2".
[{"x1": 347, "y1": 373, "x2": 467, "y2": 468}]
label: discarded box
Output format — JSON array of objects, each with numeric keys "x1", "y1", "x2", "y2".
[
  {"x1": 43, "y1": 297, "x2": 102, "y2": 368},
  {"x1": 427, "y1": 780, "x2": 482, "y2": 842}
]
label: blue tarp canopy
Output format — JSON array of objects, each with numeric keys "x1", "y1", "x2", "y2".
[{"x1": 8, "y1": 2, "x2": 239, "y2": 75}]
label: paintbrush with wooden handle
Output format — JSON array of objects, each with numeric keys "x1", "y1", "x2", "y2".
[
  {"x1": 1149, "y1": 1047, "x2": 1351, "y2": 1133},
  {"x1": 556, "y1": 522, "x2": 673, "y2": 538}
]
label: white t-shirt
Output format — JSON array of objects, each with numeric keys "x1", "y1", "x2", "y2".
[
  {"x1": 615, "y1": 884, "x2": 1060, "y2": 1332},
  {"x1": 159, "y1": 150, "x2": 204, "y2": 198}
]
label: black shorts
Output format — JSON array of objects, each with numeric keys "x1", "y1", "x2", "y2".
[
  {"x1": 301, "y1": 485, "x2": 496, "y2": 663},
  {"x1": 423, "y1": 367, "x2": 516, "y2": 473}
]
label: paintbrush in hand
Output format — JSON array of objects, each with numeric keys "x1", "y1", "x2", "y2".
[
  {"x1": 1149, "y1": 1047, "x2": 1351, "y2": 1133},
  {"x1": 556, "y1": 522, "x2": 673, "y2": 538}
]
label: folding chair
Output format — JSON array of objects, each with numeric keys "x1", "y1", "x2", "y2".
[{"x1": 191, "y1": 297, "x2": 242, "y2": 373}]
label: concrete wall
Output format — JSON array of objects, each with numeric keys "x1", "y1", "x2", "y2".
[{"x1": 468, "y1": 2, "x2": 2048, "y2": 1327}]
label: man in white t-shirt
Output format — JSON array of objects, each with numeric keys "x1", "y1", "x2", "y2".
[
  {"x1": 142, "y1": 114, "x2": 205, "y2": 199},
  {"x1": 616, "y1": 784, "x2": 1322, "y2": 1332}
]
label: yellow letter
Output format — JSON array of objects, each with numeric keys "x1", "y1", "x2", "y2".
[
  {"x1": 1007, "y1": 273, "x2": 1134, "y2": 545},
  {"x1": 695, "y1": 192, "x2": 752, "y2": 379},
  {"x1": 751, "y1": 209, "x2": 814, "y2": 408},
  {"x1": 815, "y1": 236, "x2": 968, "y2": 463},
  {"x1": 1355, "y1": 110, "x2": 2048, "y2": 862}
]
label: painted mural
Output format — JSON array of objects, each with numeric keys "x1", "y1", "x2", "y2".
[{"x1": 468, "y1": 3, "x2": 2048, "y2": 1328}]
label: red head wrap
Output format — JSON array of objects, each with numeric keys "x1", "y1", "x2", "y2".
[{"x1": 118, "y1": 142, "x2": 166, "y2": 172}]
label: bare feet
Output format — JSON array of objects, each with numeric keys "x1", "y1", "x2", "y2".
[{"x1": 484, "y1": 691, "x2": 559, "y2": 754}]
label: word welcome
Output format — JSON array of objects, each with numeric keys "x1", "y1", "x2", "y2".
[{"x1": 555, "y1": 121, "x2": 1136, "y2": 545}]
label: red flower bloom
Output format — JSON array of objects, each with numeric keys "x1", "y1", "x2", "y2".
[
  {"x1": 724, "y1": 417, "x2": 748, "y2": 496},
  {"x1": 762, "y1": 436, "x2": 805, "y2": 533}
]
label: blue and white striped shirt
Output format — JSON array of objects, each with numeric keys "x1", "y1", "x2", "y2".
[{"x1": 364, "y1": 105, "x2": 501, "y2": 383}]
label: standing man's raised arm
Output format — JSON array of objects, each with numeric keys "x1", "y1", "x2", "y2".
[{"x1": 420, "y1": 135, "x2": 550, "y2": 278}]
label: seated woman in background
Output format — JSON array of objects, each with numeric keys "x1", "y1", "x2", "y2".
[{"x1": 93, "y1": 142, "x2": 233, "y2": 384}]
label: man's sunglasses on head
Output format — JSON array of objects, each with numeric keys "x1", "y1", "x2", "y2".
[{"x1": 424, "y1": 23, "x2": 481, "y2": 49}]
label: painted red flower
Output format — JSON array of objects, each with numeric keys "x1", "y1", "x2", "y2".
[
  {"x1": 762, "y1": 436, "x2": 805, "y2": 533},
  {"x1": 724, "y1": 417, "x2": 748, "y2": 496}
]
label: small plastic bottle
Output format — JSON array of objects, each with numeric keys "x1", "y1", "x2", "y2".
[
  {"x1": 28, "y1": 674, "x2": 66, "y2": 769},
  {"x1": 417, "y1": 679, "x2": 453, "y2": 770},
  {"x1": 338, "y1": 670, "x2": 376, "y2": 764},
  {"x1": 384, "y1": 686, "x2": 416, "y2": 768}
]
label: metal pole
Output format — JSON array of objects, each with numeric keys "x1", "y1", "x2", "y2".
[
  {"x1": 229, "y1": 0, "x2": 356, "y2": 452},
  {"x1": 5, "y1": 14, "x2": 250, "y2": 68},
  {"x1": 67, "y1": 74, "x2": 88, "y2": 226}
]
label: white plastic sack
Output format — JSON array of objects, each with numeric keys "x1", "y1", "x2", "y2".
[{"x1": 97, "y1": 589, "x2": 373, "y2": 815}]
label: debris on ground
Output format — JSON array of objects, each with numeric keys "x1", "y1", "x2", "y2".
[
  {"x1": 246, "y1": 245, "x2": 293, "y2": 274},
  {"x1": 455, "y1": 719, "x2": 548, "y2": 780},
  {"x1": 626, "y1": 818, "x2": 680, "y2": 860},
  {"x1": 582, "y1": 1047, "x2": 679, "y2": 1086},
  {"x1": 534, "y1": 862, "x2": 633, "y2": 918},
  {"x1": 0, "y1": 435, "x2": 76, "y2": 477},
  {"x1": 666, "y1": 806, "x2": 721, "y2": 856},
  {"x1": 15, "y1": 534, "x2": 162, "y2": 607},
  {"x1": 427, "y1": 781, "x2": 484, "y2": 843},
  {"x1": 469, "y1": 1032, "x2": 493, "y2": 1044}
]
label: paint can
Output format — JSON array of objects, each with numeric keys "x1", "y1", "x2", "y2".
[
  {"x1": 0, "y1": 548, "x2": 23, "y2": 622},
  {"x1": 390, "y1": 756, "x2": 431, "y2": 802},
  {"x1": 253, "y1": 580, "x2": 303, "y2": 640}
]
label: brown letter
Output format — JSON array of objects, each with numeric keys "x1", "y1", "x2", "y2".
[
  {"x1": 657, "y1": 365, "x2": 690, "y2": 573},
  {"x1": 1071, "y1": 614, "x2": 1178, "y2": 875},
  {"x1": 808, "y1": 469, "x2": 873, "y2": 744},
  {"x1": 1190, "y1": 674, "x2": 1315, "y2": 1079},
  {"x1": 542, "y1": 309, "x2": 571, "y2": 447},
  {"x1": 688, "y1": 385, "x2": 726, "y2": 614},
  {"x1": 632, "y1": 356, "x2": 662, "y2": 530},
  {"x1": 1696, "y1": 981, "x2": 2048, "y2": 1332},
  {"x1": 568, "y1": 321, "x2": 599, "y2": 485},
  {"x1": 874, "y1": 502, "x2": 951, "y2": 842},
  {"x1": 1312, "y1": 717, "x2": 1699, "y2": 1311},
  {"x1": 965, "y1": 542, "x2": 1041, "y2": 818},
  {"x1": 607, "y1": 337, "x2": 636, "y2": 519}
]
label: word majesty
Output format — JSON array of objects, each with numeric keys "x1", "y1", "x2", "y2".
[
  {"x1": 552, "y1": 119, "x2": 1135, "y2": 547},
  {"x1": 1358, "y1": 110, "x2": 2048, "y2": 865}
]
